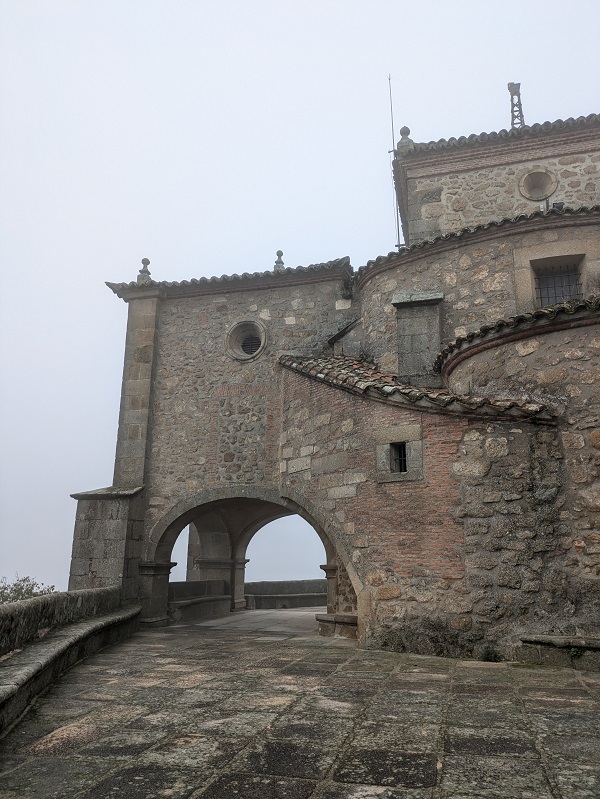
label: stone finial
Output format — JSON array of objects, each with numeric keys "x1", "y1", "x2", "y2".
[
  {"x1": 396, "y1": 125, "x2": 414, "y2": 155},
  {"x1": 137, "y1": 258, "x2": 152, "y2": 285},
  {"x1": 274, "y1": 250, "x2": 285, "y2": 272}
]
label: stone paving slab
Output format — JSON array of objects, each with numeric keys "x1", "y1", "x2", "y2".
[{"x1": 1, "y1": 609, "x2": 599, "y2": 798}]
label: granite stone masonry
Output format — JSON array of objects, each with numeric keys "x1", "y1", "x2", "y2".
[{"x1": 68, "y1": 111, "x2": 600, "y2": 661}]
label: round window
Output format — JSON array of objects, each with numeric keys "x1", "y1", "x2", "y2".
[
  {"x1": 518, "y1": 168, "x2": 558, "y2": 201},
  {"x1": 226, "y1": 321, "x2": 266, "y2": 361}
]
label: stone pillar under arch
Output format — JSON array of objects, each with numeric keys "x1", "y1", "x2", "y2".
[
  {"x1": 320, "y1": 563, "x2": 338, "y2": 614},
  {"x1": 138, "y1": 560, "x2": 176, "y2": 626},
  {"x1": 232, "y1": 559, "x2": 250, "y2": 611},
  {"x1": 317, "y1": 561, "x2": 358, "y2": 639}
]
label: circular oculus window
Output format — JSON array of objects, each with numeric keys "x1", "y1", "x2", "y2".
[
  {"x1": 518, "y1": 168, "x2": 558, "y2": 201},
  {"x1": 226, "y1": 320, "x2": 266, "y2": 361}
]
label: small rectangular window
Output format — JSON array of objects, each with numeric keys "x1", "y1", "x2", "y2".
[
  {"x1": 390, "y1": 442, "x2": 407, "y2": 473},
  {"x1": 531, "y1": 255, "x2": 584, "y2": 308}
]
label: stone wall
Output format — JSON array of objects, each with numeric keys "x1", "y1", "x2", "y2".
[
  {"x1": 394, "y1": 122, "x2": 600, "y2": 244},
  {"x1": 355, "y1": 220, "x2": 600, "y2": 375},
  {"x1": 334, "y1": 562, "x2": 357, "y2": 615},
  {"x1": 281, "y1": 369, "x2": 473, "y2": 647},
  {"x1": 0, "y1": 586, "x2": 121, "y2": 657},
  {"x1": 405, "y1": 152, "x2": 600, "y2": 243},
  {"x1": 446, "y1": 321, "x2": 600, "y2": 586},
  {"x1": 371, "y1": 417, "x2": 599, "y2": 659},
  {"x1": 144, "y1": 279, "x2": 353, "y2": 535}
]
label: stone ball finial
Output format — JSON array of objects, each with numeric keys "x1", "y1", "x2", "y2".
[
  {"x1": 396, "y1": 126, "x2": 414, "y2": 154},
  {"x1": 137, "y1": 257, "x2": 152, "y2": 285},
  {"x1": 274, "y1": 250, "x2": 284, "y2": 272}
]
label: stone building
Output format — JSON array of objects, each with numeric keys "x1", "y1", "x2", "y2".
[{"x1": 69, "y1": 111, "x2": 600, "y2": 660}]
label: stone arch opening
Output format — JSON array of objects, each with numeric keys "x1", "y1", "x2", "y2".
[
  {"x1": 239, "y1": 515, "x2": 327, "y2": 611},
  {"x1": 140, "y1": 487, "x2": 360, "y2": 634},
  {"x1": 244, "y1": 516, "x2": 326, "y2": 580}
]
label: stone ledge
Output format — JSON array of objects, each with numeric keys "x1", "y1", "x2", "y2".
[
  {"x1": 517, "y1": 634, "x2": 600, "y2": 670},
  {"x1": 167, "y1": 596, "x2": 231, "y2": 623},
  {"x1": 0, "y1": 606, "x2": 141, "y2": 736},
  {"x1": 316, "y1": 613, "x2": 358, "y2": 640},
  {"x1": 520, "y1": 634, "x2": 600, "y2": 650}
]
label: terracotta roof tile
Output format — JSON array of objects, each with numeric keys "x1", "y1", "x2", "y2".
[
  {"x1": 357, "y1": 205, "x2": 600, "y2": 277},
  {"x1": 279, "y1": 355, "x2": 554, "y2": 422},
  {"x1": 400, "y1": 114, "x2": 600, "y2": 155},
  {"x1": 107, "y1": 257, "x2": 351, "y2": 296},
  {"x1": 435, "y1": 294, "x2": 600, "y2": 371}
]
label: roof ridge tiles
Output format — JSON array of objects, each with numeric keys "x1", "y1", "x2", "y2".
[
  {"x1": 278, "y1": 354, "x2": 553, "y2": 421},
  {"x1": 357, "y1": 205, "x2": 600, "y2": 275},
  {"x1": 403, "y1": 114, "x2": 600, "y2": 154},
  {"x1": 435, "y1": 294, "x2": 600, "y2": 370},
  {"x1": 107, "y1": 256, "x2": 351, "y2": 293}
]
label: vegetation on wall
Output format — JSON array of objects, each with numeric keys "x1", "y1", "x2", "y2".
[{"x1": 0, "y1": 575, "x2": 55, "y2": 604}]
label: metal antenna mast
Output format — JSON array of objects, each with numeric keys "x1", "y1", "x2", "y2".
[
  {"x1": 388, "y1": 74, "x2": 401, "y2": 249},
  {"x1": 508, "y1": 82, "x2": 525, "y2": 129}
]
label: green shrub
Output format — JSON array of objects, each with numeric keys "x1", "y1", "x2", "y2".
[{"x1": 0, "y1": 575, "x2": 56, "y2": 603}]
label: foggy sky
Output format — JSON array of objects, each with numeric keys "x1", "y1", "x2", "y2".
[{"x1": 1, "y1": 0, "x2": 599, "y2": 589}]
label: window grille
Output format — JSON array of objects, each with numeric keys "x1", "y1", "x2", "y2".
[
  {"x1": 535, "y1": 263, "x2": 582, "y2": 307},
  {"x1": 390, "y1": 442, "x2": 407, "y2": 473}
]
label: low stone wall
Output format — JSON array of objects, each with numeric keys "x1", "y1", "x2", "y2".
[
  {"x1": 244, "y1": 579, "x2": 327, "y2": 610},
  {"x1": 0, "y1": 586, "x2": 121, "y2": 657},
  {"x1": 167, "y1": 580, "x2": 231, "y2": 623},
  {"x1": 168, "y1": 580, "x2": 227, "y2": 600},
  {"x1": 0, "y1": 606, "x2": 140, "y2": 735}
]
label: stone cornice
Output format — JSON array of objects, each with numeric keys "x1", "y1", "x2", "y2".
[
  {"x1": 354, "y1": 206, "x2": 600, "y2": 291},
  {"x1": 436, "y1": 295, "x2": 600, "y2": 377},
  {"x1": 396, "y1": 126, "x2": 600, "y2": 179},
  {"x1": 71, "y1": 486, "x2": 144, "y2": 500},
  {"x1": 399, "y1": 114, "x2": 600, "y2": 158},
  {"x1": 107, "y1": 257, "x2": 353, "y2": 301}
]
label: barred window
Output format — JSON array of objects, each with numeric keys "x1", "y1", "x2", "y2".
[
  {"x1": 531, "y1": 255, "x2": 584, "y2": 308},
  {"x1": 390, "y1": 442, "x2": 407, "y2": 474}
]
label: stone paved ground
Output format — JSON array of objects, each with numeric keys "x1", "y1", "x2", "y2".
[{"x1": 1, "y1": 609, "x2": 600, "y2": 799}]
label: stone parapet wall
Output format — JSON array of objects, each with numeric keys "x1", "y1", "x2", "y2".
[
  {"x1": 0, "y1": 586, "x2": 122, "y2": 657},
  {"x1": 0, "y1": 606, "x2": 139, "y2": 735},
  {"x1": 244, "y1": 580, "x2": 327, "y2": 595}
]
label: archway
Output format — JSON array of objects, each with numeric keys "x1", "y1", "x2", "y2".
[
  {"x1": 244, "y1": 515, "x2": 325, "y2": 582},
  {"x1": 139, "y1": 486, "x2": 360, "y2": 632},
  {"x1": 240, "y1": 515, "x2": 327, "y2": 610}
]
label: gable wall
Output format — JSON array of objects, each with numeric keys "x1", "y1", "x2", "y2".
[{"x1": 397, "y1": 130, "x2": 600, "y2": 244}]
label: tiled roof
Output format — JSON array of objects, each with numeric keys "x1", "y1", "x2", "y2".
[
  {"x1": 435, "y1": 295, "x2": 600, "y2": 372},
  {"x1": 401, "y1": 114, "x2": 600, "y2": 155},
  {"x1": 357, "y1": 205, "x2": 600, "y2": 278},
  {"x1": 279, "y1": 355, "x2": 554, "y2": 422},
  {"x1": 107, "y1": 257, "x2": 351, "y2": 296}
]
